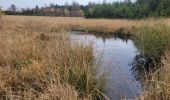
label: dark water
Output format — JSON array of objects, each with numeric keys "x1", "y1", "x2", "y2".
[{"x1": 69, "y1": 32, "x2": 141, "y2": 100}]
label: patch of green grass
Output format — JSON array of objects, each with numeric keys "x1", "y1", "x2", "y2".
[{"x1": 135, "y1": 23, "x2": 170, "y2": 59}]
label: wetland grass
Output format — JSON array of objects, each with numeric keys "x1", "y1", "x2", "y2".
[
  {"x1": 1, "y1": 15, "x2": 170, "y2": 100},
  {"x1": 0, "y1": 17, "x2": 108, "y2": 100},
  {"x1": 135, "y1": 23, "x2": 170, "y2": 59},
  {"x1": 4, "y1": 16, "x2": 170, "y2": 35},
  {"x1": 140, "y1": 52, "x2": 170, "y2": 100},
  {"x1": 134, "y1": 23, "x2": 170, "y2": 100}
]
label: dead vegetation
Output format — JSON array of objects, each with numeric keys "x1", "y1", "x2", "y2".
[
  {"x1": 140, "y1": 52, "x2": 170, "y2": 100},
  {"x1": 3, "y1": 16, "x2": 170, "y2": 34},
  {"x1": 1, "y1": 15, "x2": 170, "y2": 100},
  {"x1": 0, "y1": 16, "x2": 108, "y2": 100}
]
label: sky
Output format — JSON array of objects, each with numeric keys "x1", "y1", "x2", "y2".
[{"x1": 0, "y1": 0, "x2": 132, "y2": 10}]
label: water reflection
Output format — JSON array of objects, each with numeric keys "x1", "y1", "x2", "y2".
[
  {"x1": 69, "y1": 31, "x2": 141, "y2": 99},
  {"x1": 131, "y1": 53, "x2": 163, "y2": 89},
  {"x1": 71, "y1": 31, "x2": 132, "y2": 43}
]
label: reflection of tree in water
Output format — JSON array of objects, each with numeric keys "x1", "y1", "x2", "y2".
[
  {"x1": 73, "y1": 31, "x2": 132, "y2": 43},
  {"x1": 131, "y1": 53, "x2": 163, "y2": 85},
  {"x1": 90, "y1": 32, "x2": 132, "y2": 43}
]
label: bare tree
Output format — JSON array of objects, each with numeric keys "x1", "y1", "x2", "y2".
[
  {"x1": 35, "y1": 5, "x2": 39, "y2": 11},
  {"x1": 0, "y1": 7, "x2": 2, "y2": 20},
  {"x1": 65, "y1": 2, "x2": 69, "y2": 8},
  {"x1": 71, "y1": 1, "x2": 80, "y2": 17},
  {"x1": 88, "y1": 2, "x2": 96, "y2": 8},
  {"x1": 72, "y1": 1, "x2": 79, "y2": 10},
  {"x1": 8, "y1": 4, "x2": 17, "y2": 12},
  {"x1": 0, "y1": 7, "x2": 4, "y2": 28},
  {"x1": 64, "y1": 8, "x2": 70, "y2": 16},
  {"x1": 21, "y1": 8, "x2": 26, "y2": 12}
]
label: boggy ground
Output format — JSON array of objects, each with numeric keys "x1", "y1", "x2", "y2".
[
  {"x1": 0, "y1": 16, "x2": 109, "y2": 100},
  {"x1": 0, "y1": 15, "x2": 170, "y2": 100}
]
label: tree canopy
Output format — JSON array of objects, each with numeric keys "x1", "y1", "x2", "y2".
[{"x1": 85, "y1": 0, "x2": 170, "y2": 19}]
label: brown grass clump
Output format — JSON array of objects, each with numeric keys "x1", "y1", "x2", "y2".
[
  {"x1": 40, "y1": 83, "x2": 78, "y2": 100},
  {"x1": 0, "y1": 16, "x2": 108, "y2": 99},
  {"x1": 140, "y1": 51, "x2": 170, "y2": 100}
]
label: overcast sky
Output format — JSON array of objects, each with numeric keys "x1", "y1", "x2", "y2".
[{"x1": 0, "y1": 0, "x2": 135, "y2": 10}]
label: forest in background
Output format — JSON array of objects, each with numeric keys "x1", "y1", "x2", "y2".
[
  {"x1": 3, "y1": 1, "x2": 87, "y2": 17},
  {"x1": 85, "y1": 0, "x2": 170, "y2": 18},
  {"x1": 1, "y1": 0, "x2": 170, "y2": 18}
]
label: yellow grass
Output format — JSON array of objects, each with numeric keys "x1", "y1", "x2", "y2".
[
  {"x1": 3, "y1": 15, "x2": 170, "y2": 34},
  {"x1": 140, "y1": 51, "x2": 170, "y2": 100},
  {"x1": 0, "y1": 15, "x2": 109, "y2": 100},
  {"x1": 0, "y1": 19, "x2": 78, "y2": 99},
  {"x1": 1, "y1": 15, "x2": 170, "y2": 100}
]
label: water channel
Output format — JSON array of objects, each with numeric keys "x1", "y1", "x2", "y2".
[{"x1": 70, "y1": 31, "x2": 141, "y2": 99}]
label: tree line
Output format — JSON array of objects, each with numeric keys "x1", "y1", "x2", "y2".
[
  {"x1": 5, "y1": 2, "x2": 88, "y2": 17},
  {"x1": 3, "y1": 0, "x2": 170, "y2": 19},
  {"x1": 85, "y1": 0, "x2": 170, "y2": 19}
]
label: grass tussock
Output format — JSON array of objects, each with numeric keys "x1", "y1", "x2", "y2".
[
  {"x1": 135, "y1": 23, "x2": 170, "y2": 59},
  {"x1": 0, "y1": 16, "x2": 108, "y2": 99},
  {"x1": 140, "y1": 51, "x2": 170, "y2": 100}
]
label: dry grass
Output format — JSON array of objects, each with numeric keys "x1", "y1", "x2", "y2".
[
  {"x1": 0, "y1": 16, "x2": 108, "y2": 100},
  {"x1": 140, "y1": 51, "x2": 170, "y2": 100},
  {"x1": 3, "y1": 15, "x2": 170, "y2": 34},
  {"x1": 1, "y1": 15, "x2": 170, "y2": 100}
]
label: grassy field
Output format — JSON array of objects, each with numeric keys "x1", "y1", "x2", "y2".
[
  {"x1": 0, "y1": 16, "x2": 109, "y2": 100},
  {"x1": 0, "y1": 15, "x2": 170, "y2": 100},
  {"x1": 2, "y1": 15, "x2": 170, "y2": 34}
]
